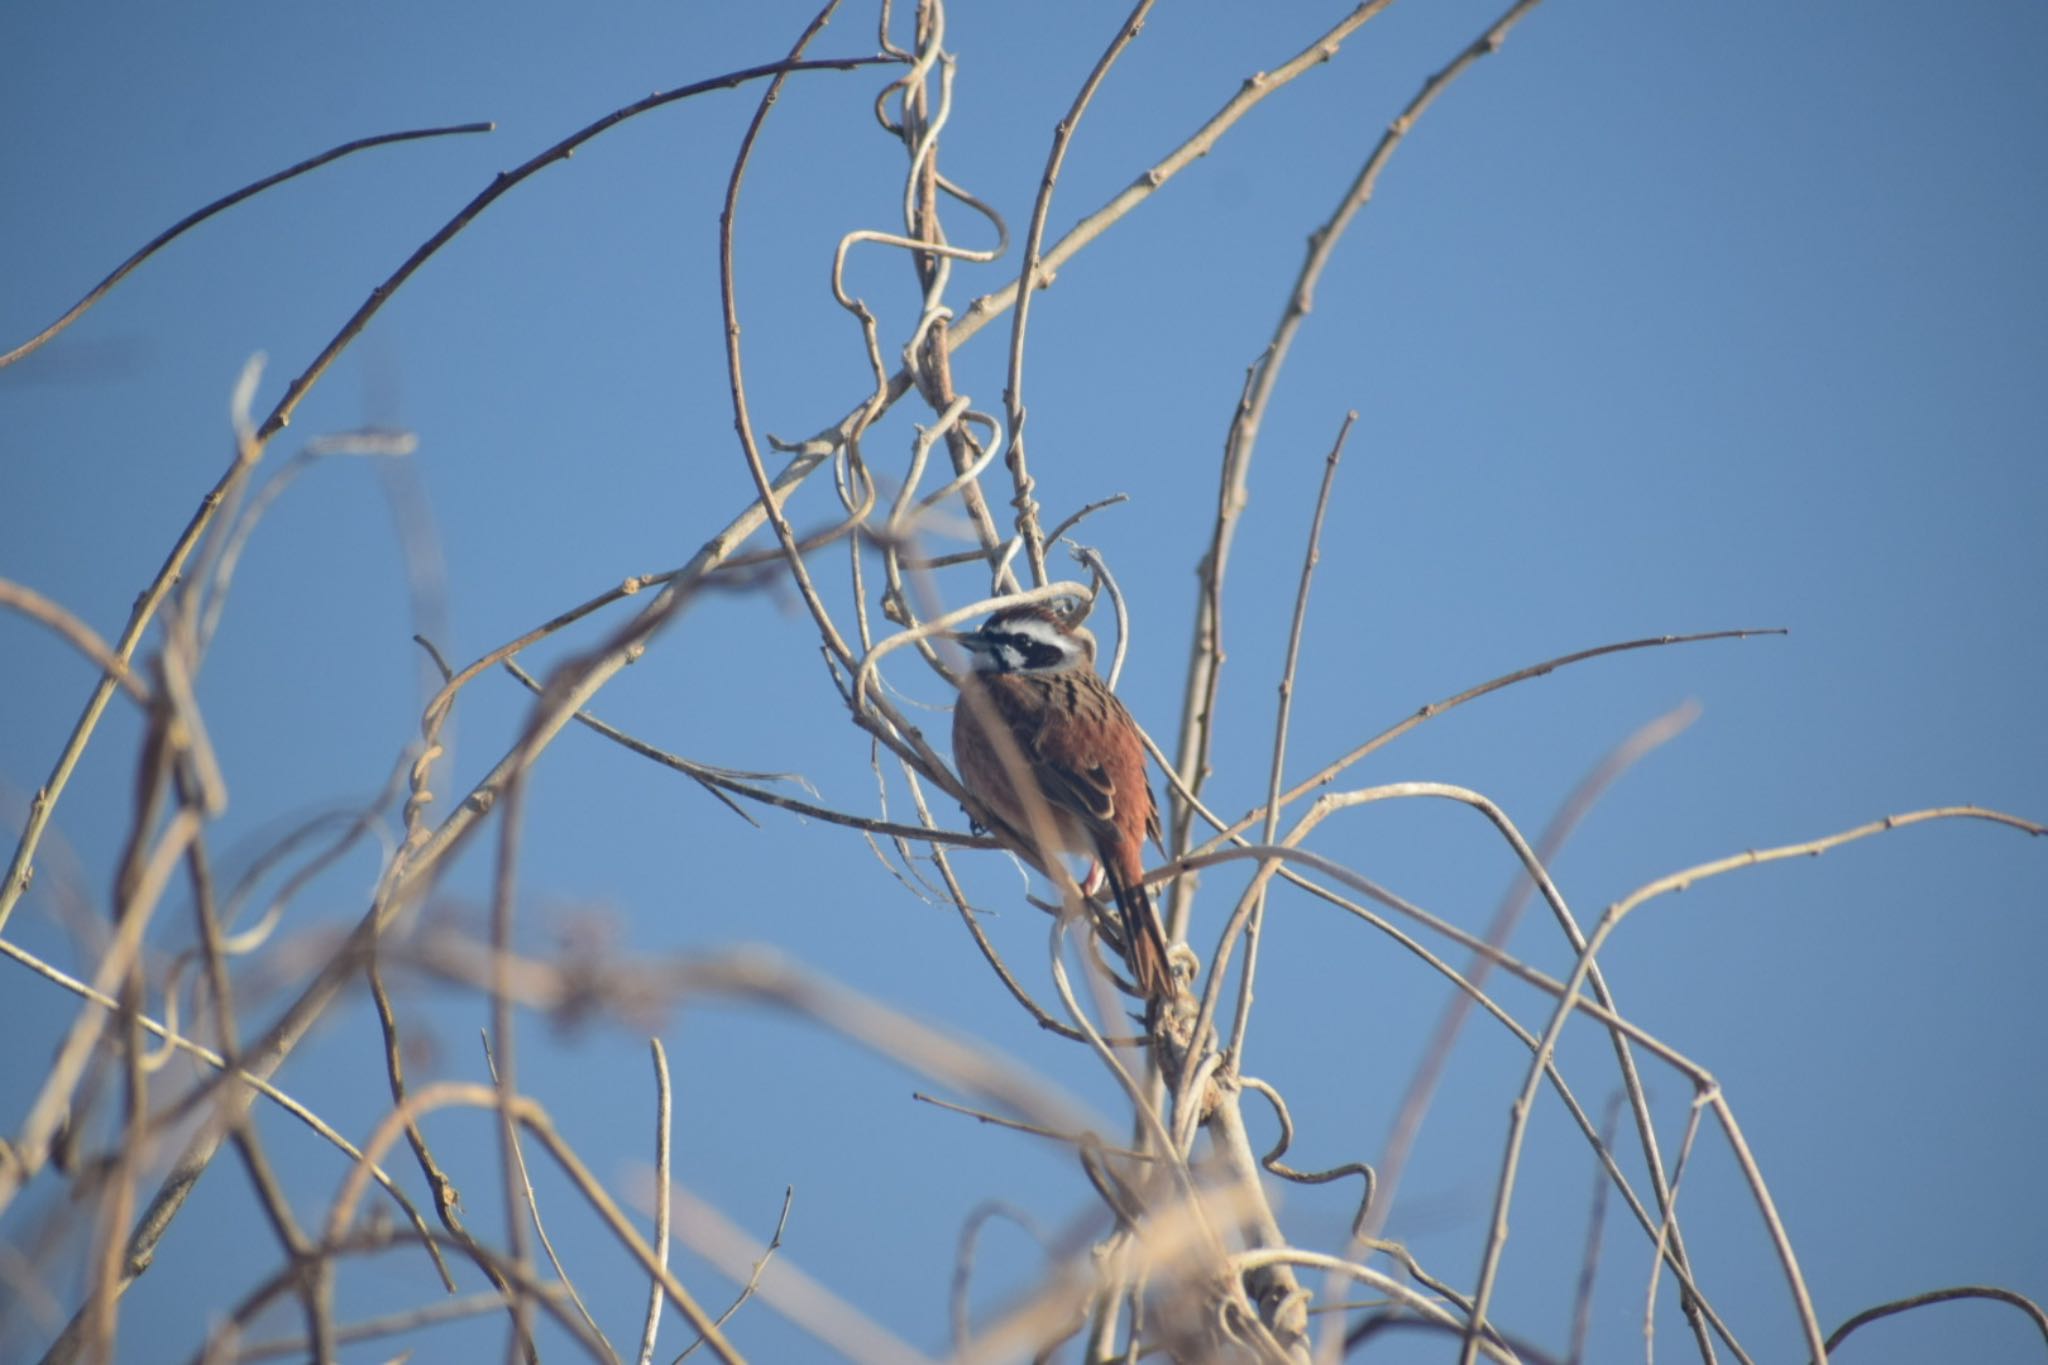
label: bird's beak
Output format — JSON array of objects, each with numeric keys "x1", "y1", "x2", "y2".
[{"x1": 944, "y1": 629, "x2": 994, "y2": 668}]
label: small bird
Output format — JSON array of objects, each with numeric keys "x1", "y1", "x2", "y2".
[{"x1": 949, "y1": 600, "x2": 1175, "y2": 1000}]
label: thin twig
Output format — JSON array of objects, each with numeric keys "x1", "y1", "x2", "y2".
[
  {"x1": 1642, "y1": 1086, "x2": 1712, "y2": 1359},
  {"x1": 0, "y1": 806, "x2": 200, "y2": 1218},
  {"x1": 1001, "y1": 0, "x2": 1158, "y2": 588},
  {"x1": 1565, "y1": 1095, "x2": 1624, "y2": 1365},
  {"x1": 499, "y1": 657, "x2": 991, "y2": 846},
  {"x1": 0, "y1": 55, "x2": 887, "y2": 949},
  {"x1": 231, "y1": 1290, "x2": 552, "y2": 1363},
  {"x1": 1821, "y1": 1285, "x2": 2048, "y2": 1358},
  {"x1": 0, "y1": 581, "x2": 152, "y2": 707},
  {"x1": 1236, "y1": 1076, "x2": 1373, "y2": 1236},
  {"x1": 1138, "y1": 729, "x2": 1745, "y2": 1351},
  {"x1": 672, "y1": 1187, "x2": 795, "y2": 1363},
  {"x1": 74, "y1": 449, "x2": 786, "y2": 1337},
  {"x1": 0, "y1": 124, "x2": 493, "y2": 369},
  {"x1": 327, "y1": 1082, "x2": 743, "y2": 1365},
  {"x1": 364, "y1": 960, "x2": 478, "y2": 1296},
  {"x1": 0, "y1": 934, "x2": 446, "y2": 1273},
  {"x1": 1464, "y1": 805, "x2": 2046, "y2": 1365},
  {"x1": 186, "y1": 1229, "x2": 606, "y2": 1365},
  {"x1": 482, "y1": 1034, "x2": 611, "y2": 1361},
  {"x1": 912, "y1": 1092, "x2": 1149, "y2": 1161},
  {"x1": 949, "y1": 1203, "x2": 1046, "y2": 1356},
  {"x1": 399, "y1": 943, "x2": 1108, "y2": 1147},
  {"x1": 1170, "y1": 0, "x2": 1426, "y2": 901},
  {"x1": 1367, "y1": 701, "x2": 1699, "y2": 1240},
  {"x1": 720, "y1": 2, "x2": 870, "y2": 674},
  {"x1": 1224, "y1": 1249, "x2": 1515, "y2": 1364},
  {"x1": 639, "y1": 1039, "x2": 673, "y2": 1365},
  {"x1": 487, "y1": 761, "x2": 539, "y2": 1359},
  {"x1": 895, "y1": 756, "x2": 1087, "y2": 1041},
  {"x1": 1229, "y1": 411, "x2": 1353, "y2": 1068},
  {"x1": 785, "y1": 0, "x2": 1415, "y2": 549},
  {"x1": 669, "y1": 1176, "x2": 931, "y2": 1365},
  {"x1": 1352, "y1": 704, "x2": 1723, "y2": 1363},
  {"x1": 1190, "y1": 628, "x2": 1785, "y2": 864},
  {"x1": 174, "y1": 753, "x2": 333, "y2": 1360},
  {"x1": 1207, "y1": 1082, "x2": 1314, "y2": 1358}
]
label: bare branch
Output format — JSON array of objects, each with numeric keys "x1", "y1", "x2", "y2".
[
  {"x1": 639, "y1": 1039, "x2": 673, "y2": 1365},
  {"x1": 1465, "y1": 804, "x2": 2046, "y2": 1365},
  {"x1": 1822, "y1": 1285, "x2": 2048, "y2": 1359},
  {"x1": 0, "y1": 580, "x2": 152, "y2": 708},
  {"x1": 672, "y1": 1188, "x2": 795, "y2": 1364},
  {"x1": 0, "y1": 124, "x2": 492, "y2": 369},
  {"x1": 1229, "y1": 410, "x2": 1354, "y2": 1069},
  {"x1": 1001, "y1": 0, "x2": 1158, "y2": 588}
]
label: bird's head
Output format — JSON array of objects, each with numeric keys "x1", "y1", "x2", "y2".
[{"x1": 951, "y1": 602, "x2": 1098, "y2": 676}]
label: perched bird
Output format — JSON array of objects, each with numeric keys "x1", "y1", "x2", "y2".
[{"x1": 949, "y1": 601, "x2": 1175, "y2": 1000}]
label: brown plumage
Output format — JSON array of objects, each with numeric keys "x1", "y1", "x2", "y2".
[{"x1": 950, "y1": 603, "x2": 1175, "y2": 1000}]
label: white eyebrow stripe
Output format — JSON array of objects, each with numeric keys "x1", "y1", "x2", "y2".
[{"x1": 1004, "y1": 616, "x2": 1066, "y2": 652}]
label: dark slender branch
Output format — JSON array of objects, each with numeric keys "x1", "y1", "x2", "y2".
[
  {"x1": 1000, "y1": 0, "x2": 1157, "y2": 588},
  {"x1": 0, "y1": 123, "x2": 493, "y2": 369},
  {"x1": 498, "y1": 657, "x2": 995, "y2": 846},
  {"x1": 670, "y1": 1188, "x2": 794, "y2": 1363},
  {"x1": 1821, "y1": 1285, "x2": 2048, "y2": 1358},
  {"x1": 255, "y1": 54, "x2": 886, "y2": 448}
]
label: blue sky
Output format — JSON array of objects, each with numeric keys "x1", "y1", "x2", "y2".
[{"x1": 3, "y1": 3, "x2": 2044, "y2": 1362}]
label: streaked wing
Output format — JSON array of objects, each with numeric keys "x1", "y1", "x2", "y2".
[
  {"x1": 1032, "y1": 752, "x2": 1117, "y2": 828},
  {"x1": 1025, "y1": 676, "x2": 1147, "y2": 844}
]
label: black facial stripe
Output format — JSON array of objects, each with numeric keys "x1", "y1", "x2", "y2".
[{"x1": 982, "y1": 630, "x2": 1065, "y2": 673}]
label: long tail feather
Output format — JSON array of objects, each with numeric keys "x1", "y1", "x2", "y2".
[{"x1": 1108, "y1": 874, "x2": 1175, "y2": 1000}]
